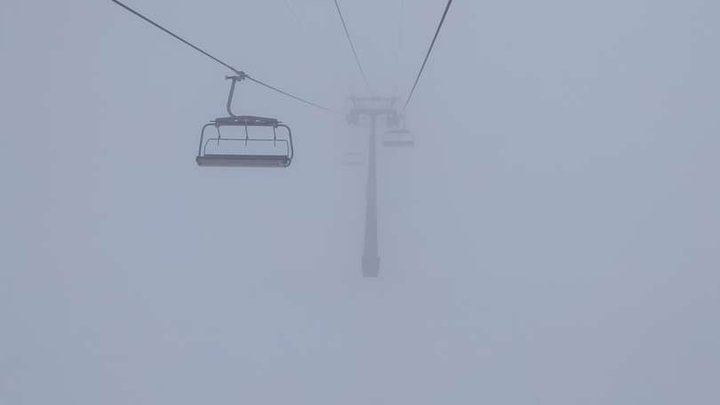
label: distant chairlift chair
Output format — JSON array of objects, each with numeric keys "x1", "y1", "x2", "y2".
[
  {"x1": 383, "y1": 113, "x2": 414, "y2": 147},
  {"x1": 341, "y1": 151, "x2": 366, "y2": 167},
  {"x1": 196, "y1": 75, "x2": 293, "y2": 167}
]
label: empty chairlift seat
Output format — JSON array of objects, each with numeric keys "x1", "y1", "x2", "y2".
[
  {"x1": 196, "y1": 75, "x2": 294, "y2": 168},
  {"x1": 383, "y1": 129, "x2": 414, "y2": 147},
  {"x1": 383, "y1": 112, "x2": 414, "y2": 147},
  {"x1": 341, "y1": 151, "x2": 366, "y2": 167},
  {"x1": 196, "y1": 116, "x2": 293, "y2": 168}
]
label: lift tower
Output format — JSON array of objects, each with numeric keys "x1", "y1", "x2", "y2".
[{"x1": 346, "y1": 97, "x2": 399, "y2": 278}]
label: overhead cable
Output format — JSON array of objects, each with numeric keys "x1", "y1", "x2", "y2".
[
  {"x1": 246, "y1": 76, "x2": 333, "y2": 112},
  {"x1": 393, "y1": 0, "x2": 405, "y2": 91},
  {"x1": 403, "y1": 0, "x2": 453, "y2": 111},
  {"x1": 110, "y1": 0, "x2": 333, "y2": 112},
  {"x1": 332, "y1": 0, "x2": 373, "y2": 95}
]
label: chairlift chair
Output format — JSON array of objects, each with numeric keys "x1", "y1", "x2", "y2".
[
  {"x1": 341, "y1": 151, "x2": 366, "y2": 167},
  {"x1": 383, "y1": 113, "x2": 414, "y2": 147},
  {"x1": 196, "y1": 75, "x2": 293, "y2": 168}
]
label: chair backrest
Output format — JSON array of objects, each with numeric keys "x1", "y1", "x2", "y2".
[
  {"x1": 383, "y1": 129, "x2": 414, "y2": 147},
  {"x1": 197, "y1": 121, "x2": 293, "y2": 167}
]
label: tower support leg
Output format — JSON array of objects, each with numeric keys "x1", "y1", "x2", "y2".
[{"x1": 362, "y1": 115, "x2": 380, "y2": 278}]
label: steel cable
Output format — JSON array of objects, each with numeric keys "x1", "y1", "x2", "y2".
[
  {"x1": 332, "y1": 0, "x2": 373, "y2": 95},
  {"x1": 403, "y1": 0, "x2": 453, "y2": 111},
  {"x1": 110, "y1": 0, "x2": 333, "y2": 112}
]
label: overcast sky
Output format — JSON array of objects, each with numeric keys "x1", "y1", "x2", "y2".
[{"x1": 2, "y1": 0, "x2": 719, "y2": 404}]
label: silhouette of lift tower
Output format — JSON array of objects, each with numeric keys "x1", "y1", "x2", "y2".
[{"x1": 346, "y1": 96, "x2": 400, "y2": 278}]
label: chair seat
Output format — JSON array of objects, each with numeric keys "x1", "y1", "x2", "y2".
[
  {"x1": 196, "y1": 154, "x2": 291, "y2": 167},
  {"x1": 383, "y1": 140, "x2": 414, "y2": 147}
]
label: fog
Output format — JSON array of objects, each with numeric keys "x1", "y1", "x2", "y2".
[{"x1": 2, "y1": 0, "x2": 719, "y2": 403}]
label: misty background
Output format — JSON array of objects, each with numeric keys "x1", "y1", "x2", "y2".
[{"x1": 2, "y1": 0, "x2": 719, "y2": 403}]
